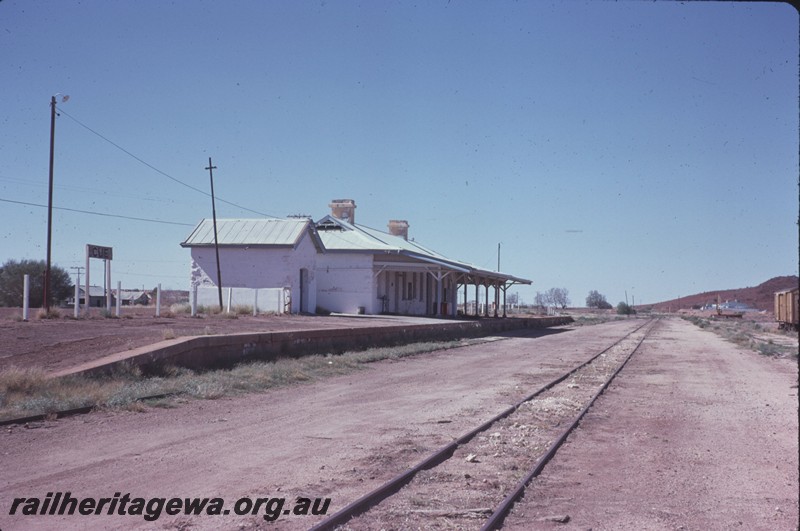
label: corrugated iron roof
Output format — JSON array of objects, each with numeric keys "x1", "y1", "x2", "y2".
[
  {"x1": 78, "y1": 286, "x2": 107, "y2": 297},
  {"x1": 316, "y1": 216, "x2": 531, "y2": 285},
  {"x1": 181, "y1": 215, "x2": 531, "y2": 285},
  {"x1": 181, "y1": 219, "x2": 310, "y2": 247}
]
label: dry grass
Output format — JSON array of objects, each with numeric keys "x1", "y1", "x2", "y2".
[
  {"x1": 233, "y1": 305, "x2": 253, "y2": 316},
  {"x1": 0, "y1": 339, "x2": 483, "y2": 423},
  {"x1": 36, "y1": 308, "x2": 61, "y2": 320},
  {"x1": 170, "y1": 303, "x2": 192, "y2": 315},
  {"x1": 0, "y1": 364, "x2": 155, "y2": 418},
  {"x1": 683, "y1": 315, "x2": 797, "y2": 358},
  {"x1": 196, "y1": 305, "x2": 224, "y2": 315}
]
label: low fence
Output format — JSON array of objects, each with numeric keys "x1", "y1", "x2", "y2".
[
  {"x1": 193, "y1": 286, "x2": 289, "y2": 315},
  {"x1": 18, "y1": 276, "x2": 289, "y2": 320}
]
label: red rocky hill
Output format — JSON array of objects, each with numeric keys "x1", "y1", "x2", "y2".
[{"x1": 646, "y1": 275, "x2": 799, "y2": 312}]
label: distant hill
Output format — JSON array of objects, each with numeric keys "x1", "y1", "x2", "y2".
[{"x1": 646, "y1": 276, "x2": 799, "y2": 312}]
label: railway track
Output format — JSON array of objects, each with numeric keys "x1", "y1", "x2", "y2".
[{"x1": 310, "y1": 318, "x2": 659, "y2": 530}]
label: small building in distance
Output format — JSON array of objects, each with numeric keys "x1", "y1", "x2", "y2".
[
  {"x1": 65, "y1": 285, "x2": 106, "y2": 308},
  {"x1": 180, "y1": 199, "x2": 531, "y2": 316},
  {"x1": 66, "y1": 287, "x2": 151, "y2": 308},
  {"x1": 118, "y1": 290, "x2": 151, "y2": 306}
]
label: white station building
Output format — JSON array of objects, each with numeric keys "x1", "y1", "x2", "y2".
[{"x1": 181, "y1": 199, "x2": 531, "y2": 317}]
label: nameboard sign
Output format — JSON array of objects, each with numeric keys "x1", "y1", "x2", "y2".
[{"x1": 87, "y1": 244, "x2": 113, "y2": 260}]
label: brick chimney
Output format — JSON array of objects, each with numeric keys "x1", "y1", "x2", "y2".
[
  {"x1": 329, "y1": 199, "x2": 356, "y2": 224},
  {"x1": 388, "y1": 220, "x2": 409, "y2": 241}
]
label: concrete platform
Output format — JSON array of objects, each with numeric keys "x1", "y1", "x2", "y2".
[{"x1": 51, "y1": 316, "x2": 573, "y2": 378}]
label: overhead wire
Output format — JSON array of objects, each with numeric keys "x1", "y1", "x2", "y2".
[
  {"x1": 0, "y1": 175, "x2": 188, "y2": 205},
  {"x1": 0, "y1": 197, "x2": 195, "y2": 227},
  {"x1": 55, "y1": 106, "x2": 280, "y2": 219}
]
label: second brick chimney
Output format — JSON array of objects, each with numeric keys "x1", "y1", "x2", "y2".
[{"x1": 388, "y1": 220, "x2": 409, "y2": 241}]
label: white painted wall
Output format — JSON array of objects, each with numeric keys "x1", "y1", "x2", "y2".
[
  {"x1": 316, "y1": 253, "x2": 376, "y2": 314},
  {"x1": 189, "y1": 233, "x2": 317, "y2": 314}
]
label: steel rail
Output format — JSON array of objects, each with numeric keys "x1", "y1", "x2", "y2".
[
  {"x1": 481, "y1": 318, "x2": 659, "y2": 530},
  {"x1": 309, "y1": 318, "x2": 654, "y2": 531},
  {"x1": 0, "y1": 392, "x2": 179, "y2": 427}
]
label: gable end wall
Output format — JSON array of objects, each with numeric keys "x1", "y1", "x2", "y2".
[{"x1": 189, "y1": 234, "x2": 317, "y2": 313}]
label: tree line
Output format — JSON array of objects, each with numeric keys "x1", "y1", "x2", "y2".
[
  {"x1": 533, "y1": 287, "x2": 570, "y2": 309},
  {"x1": 531, "y1": 288, "x2": 634, "y2": 315},
  {"x1": 0, "y1": 259, "x2": 73, "y2": 307},
  {"x1": 586, "y1": 289, "x2": 635, "y2": 315}
]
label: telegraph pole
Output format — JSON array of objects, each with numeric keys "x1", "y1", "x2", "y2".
[
  {"x1": 70, "y1": 266, "x2": 84, "y2": 286},
  {"x1": 44, "y1": 95, "x2": 57, "y2": 312},
  {"x1": 44, "y1": 94, "x2": 68, "y2": 312},
  {"x1": 206, "y1": 158, "x2": 223, "y2": 311}
]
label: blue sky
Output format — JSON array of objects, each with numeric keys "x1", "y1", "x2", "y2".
[{"x1": 1, "y1": 1, "x2": 797, "y2": 306}]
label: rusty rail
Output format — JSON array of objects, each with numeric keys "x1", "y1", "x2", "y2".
[
  {"x1": 309, "y1": 319, "x2": 655, "y2": 530},
  {"x1": 481, "y1": 319, "x2": 658, "y2": 529}
]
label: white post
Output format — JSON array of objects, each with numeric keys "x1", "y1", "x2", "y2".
[
  {"x1": 73, "y1": 281, "x2": 79, "y2": 318},
  {"x1": 85, "y1": 247, "x2": 90, "y2": 316},
  {"x1": 105, "y1": 259, "x2": 112, "y2": 313},
  {"x1": 156, "y1": 283, "x2": 161, "y2": 317},
  {"x1": 22, "y1": 274, "x2": 29, "y2": 321},
  {"x1": 115, "y1": 281, "x2": 121, "y2": 317},
  {"x1": 253, "y1": 289, "x2": 258, "y2": 316},
  {"x1": 191, "y1": 284, "x2": 198, "y2": 317},
  {"x1": 226, "y1": 287, "x2": 232, "y2": 313}
]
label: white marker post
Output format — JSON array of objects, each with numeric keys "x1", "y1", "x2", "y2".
[
  {"x1": 191, "y1": 284, "x2": 198, "y2": 317},
  {"x1": 105, "y1": 259, "x2": 112, "y2": 314},
  {"x1": 116, "y1": 281, "x2": 122, "y2": 317},
  {"x1": 156, "y1": 283, "x2": 161, "y2": 317},
  {"x1": 22, "y1": 274, "x2": 29, "y2": 321},
  {"x1": 74, "y1": 281, "x2": 79, "y2": 318},
  {"x1": 85, "y1": 249, "x2": 90, "y2": 317}
]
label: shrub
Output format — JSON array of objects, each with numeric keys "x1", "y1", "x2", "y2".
[
  {"x1": 586, "y1": 290, "x2": 612, "y2": 309},
  {"x1": 616, "y1": 302, "x2": 636, "y2": 315}
]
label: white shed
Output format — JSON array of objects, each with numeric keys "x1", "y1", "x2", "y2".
[{"x1": 180, "y1": 218, "x2": 323, "y2": 313}]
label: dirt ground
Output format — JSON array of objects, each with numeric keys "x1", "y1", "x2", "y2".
[
  {"x1": 0, "y1": 317, "x2": 796, "y2": 530},
  {"x1": 0, "y1": 307, "x2": 446, "y2": 375},
  {"x1": 503, "y1": 318, "x2": 799, "y2": 530}
]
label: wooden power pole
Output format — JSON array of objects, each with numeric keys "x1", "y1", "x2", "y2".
[
  {"x1": 44, "y1": 95, "x2": 57, "y2": 312},
  {"x1": 206, "y1": 157, "x2": 223, "y2": 311}
]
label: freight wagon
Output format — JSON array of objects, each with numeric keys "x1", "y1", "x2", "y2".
[{"x1": 774, "y1": 287, "x2": 799, "y2": 331}]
